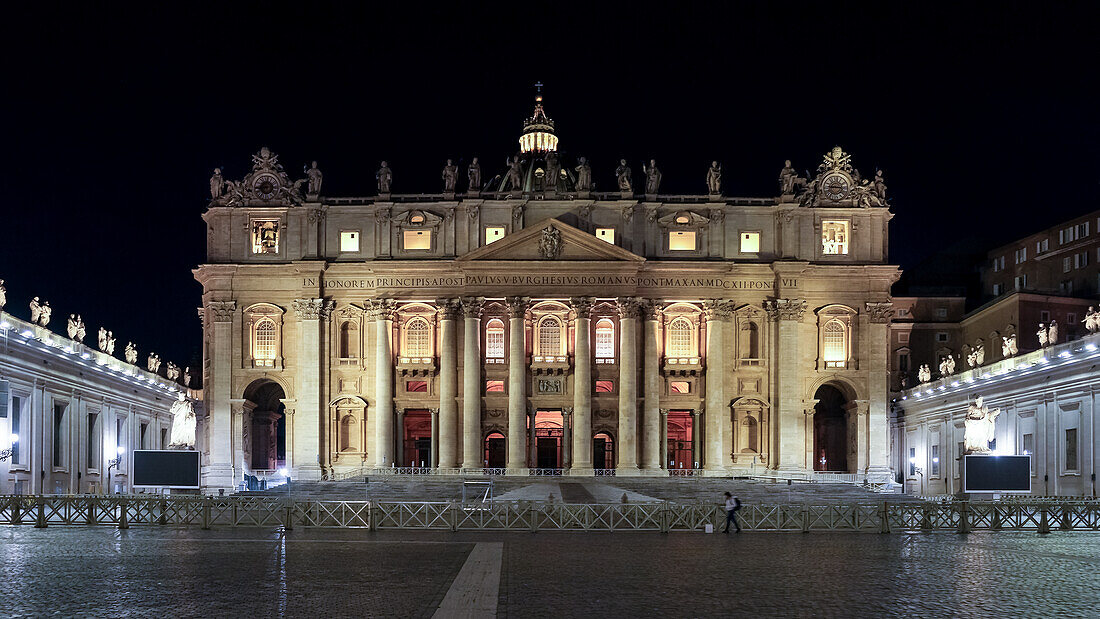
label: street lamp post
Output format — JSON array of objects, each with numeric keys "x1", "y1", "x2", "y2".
[{"x1": 106, "y1": 446, "x2": 126, "y2": 494}]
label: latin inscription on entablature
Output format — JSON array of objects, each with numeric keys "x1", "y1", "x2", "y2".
[{"x1": 304, "y1": 275, "x2": 797, "y2": 292}]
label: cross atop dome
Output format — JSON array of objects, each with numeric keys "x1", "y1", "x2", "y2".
[{"x1": 520, "y1": 82, "x2": 558, "y2": 153}]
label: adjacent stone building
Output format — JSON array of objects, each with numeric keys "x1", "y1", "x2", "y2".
[{"x1": 195, "y1": 96, "x2": 900, "y2": 490}]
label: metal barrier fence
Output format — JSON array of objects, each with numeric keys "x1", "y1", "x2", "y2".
[{"x1": 3, "y1": 496, "x2": 1100, "y2": 533}]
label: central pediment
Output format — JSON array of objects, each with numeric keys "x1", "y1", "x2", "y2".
[{"x1": 457, "y1": 218, "x2": 645, "y2": 262}]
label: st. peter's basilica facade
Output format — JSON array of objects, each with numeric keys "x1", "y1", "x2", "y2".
[{"x1": 195, "y1": 95, "x2": 899, "y2": 489}]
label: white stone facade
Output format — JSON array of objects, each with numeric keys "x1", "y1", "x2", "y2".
[
  {"x1": 196, "y1": 143, "x2": 900, "y2": 491},
  {"x1": 0, "y1": 310, "x2": 190, "y2": 494},
  {"x1": 893, "y1": 331, "x2": 1100, "y2": 497}
]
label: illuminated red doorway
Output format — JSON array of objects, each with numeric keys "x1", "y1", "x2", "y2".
[
  {"x1": 403, "y1": 409, "x2": 431, "y2": 467},
  {"x1": 813, "y1": 385, "x2": 849, "y2": 472},
  {"x1": 593, "y1": 432, "x2": 615, "y2": 469},
  {"x1": 667, "y1": 410, "x2": 694, "y2": 469},
  {"x1": 484, "y1": 432, "x2": 505, "y2": 469},
  {"x1": 531, "y1": 410, "x2": 563, "y2": 469}
]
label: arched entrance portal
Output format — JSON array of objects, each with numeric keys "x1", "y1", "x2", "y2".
[
  {"x1": 484, "y1": 432, "x2": 505, "y2": 469},
  {"x1": 243, "y1": 380, "x2": 286, "y2": 471},
  {"x1": 813, "y1": 384, "x2": 849, "y2": 472}
]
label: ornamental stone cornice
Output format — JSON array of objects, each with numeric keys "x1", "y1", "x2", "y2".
[
  {"x1": 616, "y1": 297, "x2": 642, "y2": 319},
  {"x1": 460, "y1": 297, "x2": 485, "y2": 318},
  {"x1": 764, "y1": 298, "x2": 806, "y2": 322},
  {"x1": 504, "y1": 296, "x2": 529, "y2": 318},
  {"x1": 207, "y1": 301, "x2": 237, "y2": 322},
  {"x1": 365, "y1": 298, "x2": 397, "y2": 321},
  {"x1": 569, "y1": 296, "x2": 595, "y2": 317},
  {"x1": 865, "y1": 301, "x2": 895, "y2": 323},
  {"x1": 702, "y1": 299, "x2": 735, "y2": 321}
]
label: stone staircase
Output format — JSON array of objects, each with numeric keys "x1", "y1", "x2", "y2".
[{"x1": 245, "y1": 475, "x2": 918, "y2": 505}]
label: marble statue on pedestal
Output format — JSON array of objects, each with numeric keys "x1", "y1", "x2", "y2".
[
  {"x1": 147, "y1": 353, "x2": 162, "y2": 373},
  {"x1": 376, "y1": 161, "x2": 392, "y2": 194},
  {"x1": 305, "y1": 161, "x2": 323, "y2": 195},
  {"x1": 966, "y1": 349, "x2": 978, "y2": 369},
  {"x1": 209, "y1": 168, "x2": 224, "y2": 199},
  {"x1": 706, "y1": 161, "x2": 722, "y2": 194},
  {"x1": 1085, "y1": 307, "x2": 1099, "y2": 334},
  {"x1": 168, "y1": 392, "x2": 196, "y2": 449},
  {"x1": 30, "y1": 297, "x2": 42, "y2": 324},
  {"x1": 964, "y1": 395, "x2": 1000, "y2": 454},
  {"x1": 874, "y1": 169, "x2": 887, "y2": 200},
  {"x1": 38, "y1": 301, "x2": 51, "y2": 327},
  {"x1": 124, "y1": 342, "x2": 137, "y2": 365},
  {"x1": 183, "y1": 367, "x2": 191, "y2": 388},
  {"x1": 939, "y1": 355, "x2": 955, "y2": 377},
  {"x1": 467, "y1": 157, "x2": 481, "y2": 192},
  {"x1": 574, "y1": 157, "x2": 592, "y2": 191},
  {"x1": 644, "y1": 160, "x2": 662, "y2": 194},
  {"x1": 917, "y1": 364, "x2": 931, "y2": 383},
  {"x1": 67, "y1": 315, "x2": 79, "y2": 340},
  {"x1": 98, "y1": 327, "x2": 108, "y2": 352},
  {"x1": 975, "y1": 342, "x2": 985, "y2": 365},
  {"x1": 1037, "y1": 323, "x2": 1049, "y2": 348},
  {"x1": 442, "y1": 159, "x2": 457, "y2": 192},
  {"x1": 544, "y1": 152, "x2": 561, "y2": 192},
  {"x1": 504, "y1": 157, "x2": 522, "y2": 191},
  {"x1": 166, "y1": 362, "x2": 180, "y2": 381},
  {"x1": 615, "y1": 159, "x2": 632, "y2": 192},
  {"x1": 0, "y1": 279, "x2": 6, "y2": 311},
  {"x1": 1047, "y1": 320, "x2": 1058, "y2": 345},
  {"x1": 780, "y1": 160, "x2": 797, "y2": 194},
  {"x1": 1002, "y1": 334, "x2": 1018, "y2": 357},
  {"x1": 106, "y1": 331, "x2": 116, "y2": 355}
]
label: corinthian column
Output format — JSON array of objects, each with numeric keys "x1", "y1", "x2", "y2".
[
  {"x1": 292, "y1": 297, "x2": 333, "y2": 480},
  {"x1": 570, "y1": 297, "x2": 594, "y2": 472},
  {"x1": 370, "y1": 299, "x2": 397, "y2": 467},
  {"x1": 505, "y1": 297, "x2": 529, "y2": 471},
  {"x1": 437, "y1": 299, "x2": 460, "y2": 469},
  {"x1": 461, "y1": 297, "x2": 485, "y2": 469},
  {"x1": 766, "y1": 297, "x2": 807, "y2": 473},
  {"x1": 641, "y1": 301, "x2": 662, "y2": 470},
  {"x1": 617, "y1": 297, "x2": 641, "y2": 474},
  {"x1": 704, "y1": 300, "x2": 734, "y2": 472}
]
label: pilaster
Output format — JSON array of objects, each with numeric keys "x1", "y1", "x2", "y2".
[
  {"x1": 205, "y1": 300, "x2": 236, "y2": 490},
  {"x1": 505, "y1": 296, "x2": 529, "y2": 471},
  {"x1": 766, "y1": 297, "x2": 807, "y2": 473},
  {"x1": 291, "y1": 297, "x2": 332, "y2": 480},
  {"x1": 703, "y1": 299, "x2": 734, "y2": 471},
  {"x1": 570, "y1": 297, "x2": 594, "y2": 472},
  {"x1": 369, "y1": 298, "x2": 397, "y2": 467}
]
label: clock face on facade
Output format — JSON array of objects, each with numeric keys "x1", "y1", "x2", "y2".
[
  {"x1": 821, "y1": 172, "x2": 851, "y2": 201},
  {"x1": 252, "y1": 173, "x2": 280, "y2": 200}
]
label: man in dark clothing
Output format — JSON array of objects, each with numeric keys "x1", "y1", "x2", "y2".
[{"x1": 723, "y1": 491, "x2": 742, "y2": 533}]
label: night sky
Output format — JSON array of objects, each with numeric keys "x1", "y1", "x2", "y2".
[{"x1": 1, "y1": 3, "x2": 1096, "y2": 373}]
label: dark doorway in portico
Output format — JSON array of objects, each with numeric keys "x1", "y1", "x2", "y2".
[
  {"x1": 813, "y1": 384, "x2": 848, "y2": 472},
  {"x1": 243, "y1": 379, "x2": 286, "y2": 471},
  {"x1": 667, "y1": 410, "x2": 694, "y2": 469},
  {"x1": 532, "y1": 410, "x2": 563, "y2": 469},
  {"x1": 593, "y1": 432, "x2": 615, "y2": 470},
  {"x1": 484, "y1": 432, "x2": 505, "y2": 469},
  {"x1": 403, "y1": 409, "x2": 431, "y2": 467}
]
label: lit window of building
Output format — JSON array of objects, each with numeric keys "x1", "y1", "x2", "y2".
[
  {"x1": 667, "y1": 317, "x2": 693, "y2": 357},
  {"x1": 822, "y1": 220, "x2": 849, "y2": 255},
  {"x1": 404, "y1": 230, "x2": 431, "y2": 251},
  {"x1": 594, "y1": 318, "x2": 615, "y2": 359},
  {"x1": 596, "y1": 228, "x2": 615, "y2": 244},
  {"x1": 740, "y1": 232, "x2": 760, "y2": 253},
  {"x1": 822, "y1": 319, "x2": 847, "y2": 368},
  {"x1": 485, "y1": 227, "x2": 506, "y2": 244},
  {"x1": 340, "y1": 231, "x2": 360, "y2": 253},
  {"x1": 252, "y1": 220, "x2": 279, "y2": 254},
  {"x1": 253, "y1": 318, "x2": 277, "y2": 367},
  {"x1": 485, "y1": 319, "x2": 505, "y2": 360},
  {"x1": 536, "y1": 316, "x2": 563, "y2": 357},
  {"x1": 404, "y1": 318, "x2": 432, "y2": 357},
  {"x1": 669, "y1": 231, "x2": 696, "y2": 251}
]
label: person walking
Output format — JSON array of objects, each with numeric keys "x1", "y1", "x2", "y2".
[{"x1": 723, "y1": 491, "x2": 742, "y2": 533}]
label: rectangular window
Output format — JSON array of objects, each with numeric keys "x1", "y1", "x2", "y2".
[
  {"x1": 140, "y1": 422, "x2": 148, "y2": 450},
  {"x1": 116, "y1": 418, "x2": 123, "y2": 449},
  {"x1": 668, "y1": 230, "x2": 696, "y2": 251},
  {"x1": 669, "y1": 380, "x2": 691, "y2": 394},
  {"x1": 898, "y1": 352, "x2": 910, "y2": 373},
  {"x1": 1015, "y1": 247, "x2": 1026, "y2": 264},
  {"x1": 1040, "y1": 310, "x2": 1050, "y2": 322},
  {"x1": 87, "y1": 413, "x2": 98, "y2": 469},
  {"x1": 594, "y1": 324, "x2": 615, "y2": 359},
  {"x1": 251, "y1": 220, "x2": 279, "y2": 254},
  {"x1": 406, "y1": 380, "x2": 428, "y2": 393},
  {"x1": 485, "y1": 226, "x2": 506, "y2": 244},
  {"x1": 403, "y1": 230, "x2": 431, "y2": 251},
  {"x1": 739, "y1": 232, "x2": 760, "y2": 253},
  {"x1": 935, "y1": 307, "x2": 947, "y2": 318},
  {"x1": 595, "y1": 380, "x2": 614, "y2": 393},
  {"x1": 160, "y1": 428, "x2": 168, "y2": 450},
  {"x1": 1075, "y1": 251, "x2": 1088, "y2": 269},
  {"x1": 908, "y1": 447, "x2": 916, "y2": 476},
  {"x1": 339, "y1": 231, "x2": 360, "y2": 253},
  {"x1": 53, "y1": 404, "x2": 65, "y2": 468},
  {"x1": 931, "y1": 444, "x2": 940, "y2": 478},
  {"x1": 821, "y1": 220, "x2": 849, "y2": 255},
  {"x1": 992, "y1": 283, "x2": 1002, "y2": 296},
  {"x1": 1061, "y1": 280, "x2": 1073, "y2": 295},
  {"x1": 596, "y1": 228, "x2": 615, "y2": 244},
  {"x1": 485, "y1": 327, "x2": 505, "y2": 359},
  {"x1": 936, "y1": 332, "x2": 948, "y2": 343},
  {"x1": 485, "y1": 380, "x2": 505, "y2": 393},
  {"x1": 898, "y1": 332, "x2": 910, "y2": 344},
  {"x1": 1022, "y1": 432, "x2": 1034, "y2": 456},
  {"x1": 1014, "y1": 275, "x2": 1026, "y2": 290},
  {"x1": 1066, "y1": 428, "x2": 1078, "y2": 471}
]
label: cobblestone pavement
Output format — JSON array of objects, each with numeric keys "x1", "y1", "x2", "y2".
[{"x1": 2, "y1": 526, "x2": 1098, "y2": 618}]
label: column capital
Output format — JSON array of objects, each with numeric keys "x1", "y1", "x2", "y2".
[
  {"x1": 640, "y1": 299, "x2": 663, "y2": 321},
  {"x1": 366, "y1": 298, "x2": 397, "y2": 321},
  {"x1": 702, "y1": 299, "x2": 735, "y2": 321},
  {"x1": 292, "y1": 298, "x2": 334, "y2": 321},
  {"x1": 865, "y1": 301, "x2": 895, "y2": 323},
  {"x1": 207, "y1": 301, "x2": 237, "y2": 323},
  {"x1": 461, "y1": 296, "x2": 485, "y2": 318},
  {"x1": 659, "y1": 408, "x2": 669, "y2": 417},
  {"x1": 428, "y1": 408, "x2": 439, "y2": 416},
  {"x1": 505, "y1": 296, "x2": 530, "y2": 318},
  {"x1": 569, "y1": 296, "x2": 595, "y2": 317},
  {"x1": 435, "y1": 298, "x2": 462, "y2": 320},
  {"x1": 616, "y1": 297, "x2": 642, "y2": 319},
  {"x1": 561, "y1": 406, "x2": 573, "y2": 417},
  {"x1": 764, "y1": 297, "x2": 807, "y2": 322}
]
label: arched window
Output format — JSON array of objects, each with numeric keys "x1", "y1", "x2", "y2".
[
  {"x1": 404, "y1": 317, "x2": 432, "y2": 357},
  {"x1": 667, "y1": 317, "x2": 693, "y2": 357},
  {"x1": 594, "y1": 318, "x2": 615, "y2": 359},
  {"x1": 823, "y1": 319, "x2": 847, "y2": 368},
  {"x1": 537, "y1": 316, "x2": 563, "y2": 357},
  {"x1": 254, "y1": 318, "x2": 277, "y2": 367},
  {"x1": 485, "y1": 318, "x2": 505, "y2": 360},
  {"x1": 339, "y1": 415, "x2": 356, "y2": 452}
]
